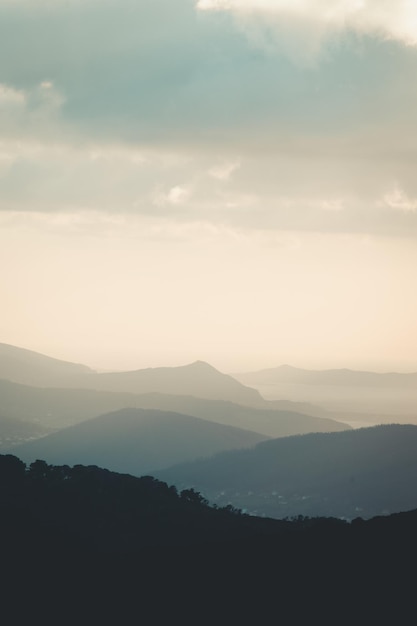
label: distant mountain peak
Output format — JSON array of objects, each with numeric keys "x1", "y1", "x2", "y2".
[
  {"x1": 123, "y1": 361, "x2": 218, "y2": 375},
  {"x1": 186, "y1": 360, "x2": 217, "y2": 370}
]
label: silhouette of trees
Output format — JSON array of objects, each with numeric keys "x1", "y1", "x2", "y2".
[
  {"x1": 1, "y1": 453, "x2": 417, "y2": 624},
  {"x1": 0, "y1": 454, "x2": 25, "y2": 487},
  {"x1": 28, "y1": 459, "x2": 51, "y2": 479},
  {"x1": 180, "y1": 488, "x2": 209, "y2": 507}
]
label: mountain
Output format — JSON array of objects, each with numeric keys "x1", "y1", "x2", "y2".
[
  {"x1": 0, "y1": 343, "x2": 262, "y2": 405},
  {"x1": 235, "y1": 364, "x2": 417, "y2": 387},
  {"x1": 0, "y1": 342, "x2": 94, "y2": 386},
  {"x1": 0, "y1": 415, "x2": 51, "y2": 451},
  {"x1": 10, "y1": 408, "x2": 269, "y2": 475},
  {"x1": 79, "y1": 360, "x2": 263, "y2": 404},
  {"x1": 119, "y1": 392, "x2": 351, "y2": 436},
  {"x1": 234, "y1": 363, "x2": 417, "y2": 419},
  {"x1": 156, "y1": 424, "x2": 417, "y2": 520},
  {"x1": 0, "y1": 378, "x2": 142, "y2": 428},
  {"x1": 0, "y1": 378, "x2": 350, "y2": 440}
]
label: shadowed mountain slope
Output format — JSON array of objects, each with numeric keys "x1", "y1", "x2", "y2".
[
  {"x1": 10, "y1": 408, "x2": 269, "y2": 475},
  {"x1": 0, "y1": 416, "x2": 50, "y2": 451},
  {"x1": 121, "y1": 392, "x2": 351, "y2": 436},
  {"x1": 157, "y1": 424, "x2": 417, "y2": 520},
  {"x1": 0, "y1": 378, "x2": 350, "y2": 441},
  {"x1": 0, "y1": 378, "x2": 144, "y2": 428}
]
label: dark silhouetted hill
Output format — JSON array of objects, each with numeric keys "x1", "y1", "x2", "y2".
[
  {"x1": 10, "y1": 408, "x2": 269, "y2": 474},
  {"x1": 1, "y1": 454, "x2": 417, "y2": 623},
  {"x1": 157, "y1": 424, "x2": 417, "y2": 519}
]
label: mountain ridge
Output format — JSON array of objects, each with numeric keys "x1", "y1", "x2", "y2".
[
  {"x1": 0, "y1": 343, "x2": 262, "y2": 405},
  {"x1": 9, "y1": 407, "x2": 270, "y2": 475},
  {"x1": 0, "y1": 378, "x2": 350, "y2": 440},
  {"x1": 235, "y1": 363, "x2": 417, "y2": 387},
  {"x1": 156, "y1": 423, "x2": 417, "y2": 520}
]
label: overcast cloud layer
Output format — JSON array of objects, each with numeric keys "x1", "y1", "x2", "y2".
[
  {"x1": 1, "y1": 0, "x2": 416, "y2": 370},
  {"x1": 0, "y1": 0, "x2": 416, "y2": 236}
]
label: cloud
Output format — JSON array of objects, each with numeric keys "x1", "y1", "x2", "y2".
[
  {"x1": 153, "y1": 185, "x2": 192, "y2": 207},
  {"x1": 381, "y1": 187, "x2": 417, "y2": 213},
  {"x1": 0, "y1": 80, "x2": 66, "y2": 142},
  {"x1": 0, "y1": 2, "x2": 416, "y2": 239},
  {"x1": 1, "y1": 126, "x2": 417, "y2": 239},
  {"x1": 0, "y1": 0, "x2": 415, "y2": 150},
  {"x1": 197, "y1": 0, "x2": 417, "y2": 62},
  {"x1": 0, "y1": 83, "x2": 26, "y2": 107},
  {"x1": 209, "y1": 159, "x2": 241, "y2": 181}
]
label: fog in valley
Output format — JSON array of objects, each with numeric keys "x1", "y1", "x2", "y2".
[{"x1": 235, "y1": 365, "x2": 417, "y2": 427}]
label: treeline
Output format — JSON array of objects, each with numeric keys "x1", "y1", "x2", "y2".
[{"x1": 0, "y1": 454, "x2": 256, "y2": 552}]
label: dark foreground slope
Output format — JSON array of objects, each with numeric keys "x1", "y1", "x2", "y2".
[
  {"x1": 157, "y1": 424, "x2": 417, "y2": 519},
  {"x1": 11, "y1": 408, "x2": 269, "y2": 474},
  {"x1": 1, "y1": 454, "x2": 416, "y2": 624}
]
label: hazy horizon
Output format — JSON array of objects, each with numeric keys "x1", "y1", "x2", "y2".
[
  {"x1": 1, "y1": 1, "x2": 416, "y2": 374},
  {"x1": 1, "y1": 340, "x2": 417, "y2": 376}
]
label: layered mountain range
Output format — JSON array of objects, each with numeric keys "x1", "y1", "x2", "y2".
[
  {"x1": 235, "y1": 363, "x2": 417, "y2": 420},
  {"x1": 0, "y1": 343, "x2": 350, "y2": 454},
  {"x1": 2, "y1": 343, "x2": 417, "y2": 522},
  {"x1": 0, "y1": 343, "x2": 261, "y2": 404},
  {"x1": 12, "y1": 407, "x2": 269, "y2": 475},
  {"x1": 236, "y1": 363, "x2": 417, "y2": 387}
]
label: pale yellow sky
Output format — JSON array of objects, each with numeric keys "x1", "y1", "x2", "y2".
[
  {"x1": 1, "y1": 1, "x2": 417, "y2": 373},
  {"x1": 1, "y1": 212, "x2": 416, "y2": 372}
]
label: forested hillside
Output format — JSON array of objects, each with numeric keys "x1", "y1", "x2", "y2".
[{"x1": 1, "y1": 454, "x2": 416, "y2": 623}]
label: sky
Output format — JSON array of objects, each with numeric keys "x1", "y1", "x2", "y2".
[{"x1": 1, "y1": 0, "x2": 417, "y2": 373}]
